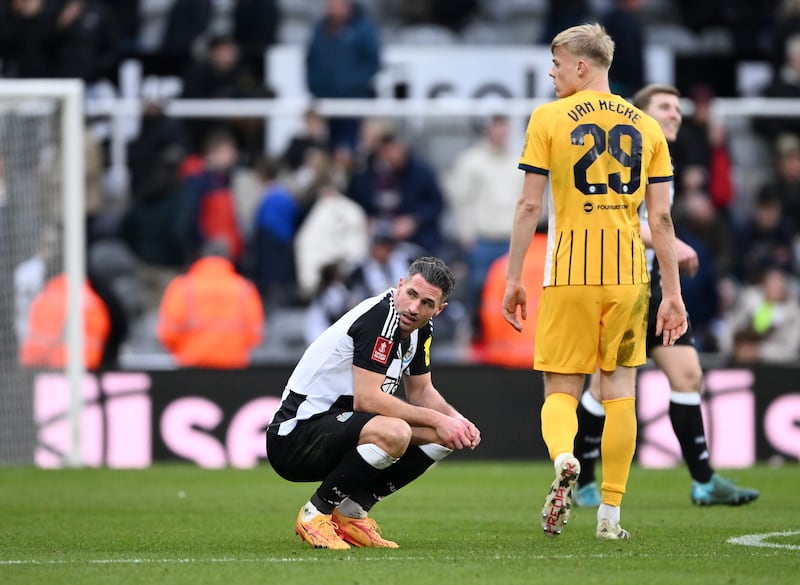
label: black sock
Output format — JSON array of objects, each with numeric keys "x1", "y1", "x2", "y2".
[
  {"x1": 669, "y1": 401, "x2": 714, "y2": 483},
  {"x1": 310, "y1": 448, "x2": 384, "y2": 514},
  {"x1": 348, "y1": 446, "x2": 436, "y2": 512},
  {"x1": 575, "y1": 400, "x2": 605, "y2": 487}
]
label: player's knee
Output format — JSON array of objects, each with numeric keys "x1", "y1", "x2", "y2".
[
  {"x1": 371, "y1": 418, "x2": 413, "y2": 456},
  {"x1": 670, "y1": 366, "x2": 703, "y2": 393}
]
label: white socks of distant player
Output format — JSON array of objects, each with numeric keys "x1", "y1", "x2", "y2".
[
  {"x1": 581, "y1": 390, "x2": 606, "y2": 417},
  {"x1": 670, "y1": 390, "x2": 702, "y2": 405}
]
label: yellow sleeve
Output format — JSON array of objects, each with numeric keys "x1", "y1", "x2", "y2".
[{"x1": 518, "y1": 106, "x2": 552, "y2": 174}]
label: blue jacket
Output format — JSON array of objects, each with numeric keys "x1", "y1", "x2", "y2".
[
  {"x1": 348, "y1": 153, "x2": 445, "y2": 254},
  {"x1": 305, "y1": 3, "x2": 381, "y2": 98}
]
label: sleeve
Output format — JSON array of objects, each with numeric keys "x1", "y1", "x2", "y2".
[
  {"x1": 406, "y1": 323, "x2": 433, "y2": 376},
  {"x1": 348, "y1": 301, "x2": 396, "y2": 374},
  {"x1": 518, "y1": 106, "x2": 551, "y2": 175},
  {"x1": 646, "y1": 123, "x2": 674, "y2": 183}
]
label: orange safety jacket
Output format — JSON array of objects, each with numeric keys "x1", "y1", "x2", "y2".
[
  {"x1": 157, "y1": 257, "x2": 264, "y2": 368},
  {"x1": 472, "y1": 233, "x2": 548, "y2": 369},
  {"x1": 19, "y1": 275, "x2": 111, "y2": 370}
]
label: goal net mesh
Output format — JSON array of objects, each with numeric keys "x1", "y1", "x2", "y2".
[{"x1": 0, "y1": 96, "x2": 65, "y2": 464}]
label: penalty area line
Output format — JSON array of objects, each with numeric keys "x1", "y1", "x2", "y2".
[{"x1": 727, "y1": 531, "x2": 800, "y2": 551}]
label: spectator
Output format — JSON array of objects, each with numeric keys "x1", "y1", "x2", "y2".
[
  {"x1": 541, "y1": 0, "x2": 591, "y2": 44},
  {"x1": 118, "y1": 144, "x2": 192, "y2": 311},
  {"x1": 673, "y1": 176, "x2": 737, "y2": 280},
  {"x1": 83, "y1": 123, "x2": 105, "y2": 244},
  {"x1": 0, "y1": 0, "x2": 59, "y2": 78},
  {"x1": 306, "y1": 0, "x2": 381, "y2": 154},
  {"x1": 251, "y1": 156, "x2": 301, "y2": 308},
  {"x1": 101, "y1": 0, "x2": 140, "y2": 58},
  {"x1": 348, "y1": 131, "x2": 446, "y2": 256},
  {"x1": 295, "y1": 165, "x2": 369, "y2": 300},
  {"x1": 19, "y1": 266, "x2": 111, "y2": 371},
  {"x1": 160, "y1": 0, "x2": 212, "y2": 73},
  {"x1": 281, "y1": 108, "x2": 330, "y2": 172},
  {"x1": 755, "y1": 33, "x2": 800, "y2": 143},
  {"x1": 180, "y1": 34, "x2": 269, "y2": 157},
  {"x1": 87, "y1": 257, "x2": 129, "y2": 370},
  {"x1": 770, "y1": 0, "x2": 800, "y2": 75},
  {"x1": 127, "y1": 100, "x2": 190, "y2": 201},
  {"x1": 444, "y1": 114, "x2": 523, "y2": 334},
  {"x1": 471, "y1": 232, "x2": 548, "y2": 368},
  {"x1": 304, "y1": 262, "x2": 351, "y2": 345},
  {"x1": 51, "y1": 0, "x2": 118, "y2": 83},
  {"x1": 734, "y1": 190, "x2": 796, "y2": 283},
  {"x1": 347, "y1": 221, "x2": 421, "y2": 302},
  {"x1": 601, "y1": 0, "x2": 645, "y2": 98},
  {"x1": 181, "y1": 34, "x2": 265, "y2": 100},
  {"x1": 758, "y1": 133, "x2": 800, "y2": 232},
  {"x1": 13, "y1": 224, "x2": 59, "y2": 345},
  {"x1": 157, "y1": 238, "x2": 264, "y2": 369},
  {"x1": 232, "y1": 0, "x2": 280, "y2": 81},
  {"x1": 396, "y1": 0, "x2": 478, "y2": 33},
  {"x1": 182, "y1": 128, "x2": 244, "y2": 265},
  {"x1": 671, "y1": 84, "x2": 735, "y2": 215},
  {"x1": 723, "y1": 266, "x2": 800, "y2": 364}
]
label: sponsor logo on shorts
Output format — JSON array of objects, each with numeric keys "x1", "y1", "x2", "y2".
[
  {"x1": 336, "y1": 412, "x2": 354, "y2": 423},
  {"x1": 371, "y1": 336, "x2": 394, "y2": 365}
]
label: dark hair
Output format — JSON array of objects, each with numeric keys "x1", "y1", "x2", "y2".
[{"x1": 406, "y1": 256, "x2": 455, "y2": 301}]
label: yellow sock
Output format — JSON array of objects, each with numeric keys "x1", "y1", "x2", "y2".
[
  {"x1": 600, "y1": 397, "x2": 637, "y2": 506},
  {"x1": 540, "y1": 393, "x2": 579, "y2": 461}
]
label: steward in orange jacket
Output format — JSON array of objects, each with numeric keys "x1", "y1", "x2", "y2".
[
  {"x1": 471, "y1": 232, "x2": 548, "y2": 368},
  {"x1": 157, "y1": 249, "x2": 265, "y2": 369},
  {"x1": 19, "y1": 274, "x2": 111, "y2": 370}
]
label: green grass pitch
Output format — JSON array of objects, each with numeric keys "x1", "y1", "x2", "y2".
[{"x1": 1, "y1": 461, "x2": 798, "y2": 585}]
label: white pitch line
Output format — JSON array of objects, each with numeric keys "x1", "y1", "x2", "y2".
[
  {"x1": 0, "y1": 550, "x2": 787, "y2": 567},
  {"x1": 727, "y1": 531, "x2": 800, "y2": 551}
]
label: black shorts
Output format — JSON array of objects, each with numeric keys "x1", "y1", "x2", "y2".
[
  {"x1": 646, "y1": 268, "x2": 695, "y2": 354},
  {"x1": 266, "y1": 410, "x2": 376, "y2": 482}
]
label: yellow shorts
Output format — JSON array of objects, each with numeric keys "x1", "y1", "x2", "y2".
[{"x1": 534, "y1": 283, "x2": 649, "y2": 374}]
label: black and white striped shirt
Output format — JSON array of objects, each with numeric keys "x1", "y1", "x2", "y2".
[{"x1": 269, "y1": 288, "x2": 433, "y2": 436}]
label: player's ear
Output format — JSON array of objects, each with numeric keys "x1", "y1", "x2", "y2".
[{"x1": 435, "y1": 301, "x2": 448, "y2": 316}]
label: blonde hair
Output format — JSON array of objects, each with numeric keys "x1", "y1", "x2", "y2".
[{"x1": 551, "y1": 23, "x2": 615, "y2": 70}]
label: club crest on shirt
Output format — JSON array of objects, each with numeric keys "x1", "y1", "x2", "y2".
[
  {"x1": 336, "y1": 412, "x2": 354, "y2": 423},
  {"x1": 371, "y1": 336, "x2": 394, "y2": 365}
]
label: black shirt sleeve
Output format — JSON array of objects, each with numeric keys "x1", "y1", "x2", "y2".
[{"x1": 348, "y1": 299, "x2": 397, "y2": 374}]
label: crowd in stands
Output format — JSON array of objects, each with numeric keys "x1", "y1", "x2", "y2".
[{"x1": 3, "y1": 0, "x2": 800, "y2": 369}]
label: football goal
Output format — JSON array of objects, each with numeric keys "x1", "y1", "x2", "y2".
[{"x1": 0, "y1": 79, "x2": 85, "y2": 466}]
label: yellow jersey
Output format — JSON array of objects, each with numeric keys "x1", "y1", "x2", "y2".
[{"x1": 519, "y1": 89, "x2": 673, "y2": 287}]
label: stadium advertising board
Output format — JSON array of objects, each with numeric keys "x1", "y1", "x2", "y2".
[{"x1": 32, "y1": 365, "x2": 800, "y2": 468}]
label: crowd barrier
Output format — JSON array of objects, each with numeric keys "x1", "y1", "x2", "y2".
[{"x1": 32, "y1": 364, "x2": 799, "y2": 469}]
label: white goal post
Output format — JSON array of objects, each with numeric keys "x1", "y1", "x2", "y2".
[{"x1": 0, "y1": 79, "x2": 85, "y2": 466}]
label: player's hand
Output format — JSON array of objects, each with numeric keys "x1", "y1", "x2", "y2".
[
  {"x1": 435, "y1": 415, "x2": 476, "y2": 451},
  {"x1": 676, "y1": 239, "x2": 699, "y2": 278},
  {"x1": 502, "y1": 281, "x2": 527, "y2": 332},
  {"x1": 456, "y1": 416, "x2": 482, "y2": 450},
  {"x1": 655, "y1": 294, "x2": 688, "y2": 346}
]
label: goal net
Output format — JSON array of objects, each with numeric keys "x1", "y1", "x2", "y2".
[{"x1": 0, "y1": 80, "x2": 85, "y2": 465}]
